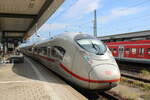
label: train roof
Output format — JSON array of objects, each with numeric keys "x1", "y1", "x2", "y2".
[
  {"x1": 20, "y1": 32, "x2": 97, "y2": 48},
  {"x1": 33, "y1": 32, "x2": 85, "y2": 46},
  {"x1": 55, "y1": 32, "x2": 82, "y2": 40},
  {"x1": 19, "y1": 42, "x2": 35, "y2": 48},
  {"x1": 106, "y1": 40, "x2": 150, "y2": 45}
]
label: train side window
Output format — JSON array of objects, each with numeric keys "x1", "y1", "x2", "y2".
[
  {"x1": 41, "y1": 47, "x2": 47, "y2": 55},
  {"x1": 51, "y1": 46, "x2": 65, "y2": 60},
  {"x1": 34, "y1": 48, "x2": 37, "y2": 53},
  {"x1": 28, "y1": 48, "x2": 32, "y2": 52},
  {"x1": 125, "y1": 48, "x2": 130, "y2": 54},
  {"x1": 147, "y1": 48, "x2": 150, "y2": 55},
  {"x1": 48, "y1": 47, "x2": 51, "y2": 56},
  {"x1": 139, "y1": 48, "x2": 144, "y2": 55},
  {"x1": 131, "y1": 48, "x2": 136, "y2": 54},
  {"x1": 37, "y1": 48, "x2": 41, "y2": 54}
]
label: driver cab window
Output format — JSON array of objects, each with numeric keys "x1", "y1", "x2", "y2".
[
  {"x1": 76, "y1": 39, "x2": 106, "y2": 55},
  {"x1": 51, "y1": 46, "x2": 65, "y2": 60}
]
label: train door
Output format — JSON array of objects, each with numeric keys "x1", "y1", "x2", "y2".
[
  {"x1": 51, "y1": 45, "x2": 73, "y2": 80},
  {"x1": 45, "y1": 47, "x2": 53, "y2": 68},
  {"x1": 51, "y1": 46, "x2": 66, "y2": 71},
  {"x1": 139, "y1": 48, "x2": 144, "y2": 57},
  {"x1": 118, "y1": 45, "x2": 124, "y2": 59}
]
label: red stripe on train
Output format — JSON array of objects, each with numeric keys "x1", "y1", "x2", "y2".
[
  {"x1": 59, "y1": 63, "x2": 120, "y2": 83},
  {"x1": 38, "y1": 54, "x2": 120, "y2": 83}
]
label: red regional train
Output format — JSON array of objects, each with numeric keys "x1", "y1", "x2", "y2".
[{"x1": 106, "y1": 40, "x2": 150, "y2": 64}]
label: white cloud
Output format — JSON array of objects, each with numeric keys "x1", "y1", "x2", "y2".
[
  {"x1": 63, "y1": 0, "x2": 101, "y2": 19},
  {"x1": 38, "y1": 23, "x2": 68, "y2": 31},
  {"x1": 99, "y1": 7, "x2": 147, "y2": 24}
]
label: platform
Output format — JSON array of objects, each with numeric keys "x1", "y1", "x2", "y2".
[{"x1": 0, "y1": 56, "x2": 87, "y2": 100}]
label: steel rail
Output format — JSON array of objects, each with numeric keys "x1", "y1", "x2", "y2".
[
  {"x1": 121, "y1": 73, "x2": 150, "y2": 83},
  {"x1": 97, "y1": 91, "x2": 121, "y2": 100}
]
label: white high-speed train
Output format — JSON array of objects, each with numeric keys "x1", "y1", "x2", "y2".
[{"x1": 20, "y1": 32, "x2": 121, "y2": 90}]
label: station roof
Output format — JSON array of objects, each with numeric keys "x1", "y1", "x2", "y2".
[
  {"x1": 98, "y1": 30, "x2": 150, "y2": 41},
  {"x1": 0, "y1": 0, "x2": 64, "y2": 40}
]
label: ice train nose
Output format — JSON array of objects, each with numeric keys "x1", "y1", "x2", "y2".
[{"x1": 89, "y1": 64, "x2": 120, "y2": 90}]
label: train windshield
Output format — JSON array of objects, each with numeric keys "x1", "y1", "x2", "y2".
[{"x1": 77, "y1": 39, "x2": 106, "y2": 55}]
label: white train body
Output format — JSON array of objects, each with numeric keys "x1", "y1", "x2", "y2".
[{"x1": 20, "y1": 32, "x2": 120, "y2": 90}]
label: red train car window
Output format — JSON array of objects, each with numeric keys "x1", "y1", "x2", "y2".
[
  {"x1": 132, "y1": 48, "x2": 136, "y2": 54},
  {"x1": 147, "y1": 48, "x2": 150, "y2": 55},
  {"x1": 139, "y1": 48, "x2": 144, "y2": 55},
  {"x1": 113, "y1": 48, "x2": 117, "y2": 53},
  {"x1": 125, "y1": 48, "x2": 130, "y2": 54}
]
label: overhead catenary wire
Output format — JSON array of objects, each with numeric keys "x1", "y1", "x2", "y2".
[{"x1": 128, "y1": 0, "x2": 150, "y2": 7}]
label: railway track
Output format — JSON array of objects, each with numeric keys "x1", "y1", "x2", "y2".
[
  {"x1": 118, "y1": 62, "x2": 150, "y2": 73},
  {"x1": 79, "y1": 91, "x2": 122, "y2": 100},
  {"x1": 121, "y1": 73, "x2": 150, "y2": 83},
  {"x1": 119, "y1": 66, "x2": 143, "y2": 73},
  {"x1": 118, "y1": 62, "x2": 150, "y2": 83},
  {"x1": 97, "y1": 91, "x2": 121, "y2": 100}
]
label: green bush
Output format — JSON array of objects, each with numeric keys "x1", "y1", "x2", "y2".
[{"x1": 141, "y1": 69, "x2": 150, "y2": 75}]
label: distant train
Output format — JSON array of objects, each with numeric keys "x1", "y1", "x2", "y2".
[
  {"x1": 106, "y1": 40, "x2": 150, "y2": 64},
  {"x1": 20, "y1": 32, "x2": 120, "y2": 91}
]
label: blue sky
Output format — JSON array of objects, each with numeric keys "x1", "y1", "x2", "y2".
[{"x1": 30, "y1": 0, "x2": 150, "y2": 41}]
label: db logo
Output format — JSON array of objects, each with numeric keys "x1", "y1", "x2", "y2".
[{"x1": 105, "y1": 71, "x2": 112, "y2": 75}]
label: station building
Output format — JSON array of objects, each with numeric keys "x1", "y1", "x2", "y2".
[{"x1": 0, "y1": 0, "x2": 64, "y2": 55}]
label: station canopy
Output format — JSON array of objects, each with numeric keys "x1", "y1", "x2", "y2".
[{"x1": 0, "y1": 0, "x2": 64, "y2": 40}]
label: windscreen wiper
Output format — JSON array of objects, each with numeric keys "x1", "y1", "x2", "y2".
[
  {"x1": 91, "y1": 42, "x2": 103, "y2": 55},
  {"x1": 92, "y1": 43, "x2": 103, "y2": 55}
]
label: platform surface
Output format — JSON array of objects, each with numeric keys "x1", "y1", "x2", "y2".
[{"x1": 0, "y1": 57, "x2": 87, "y2": 100}]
